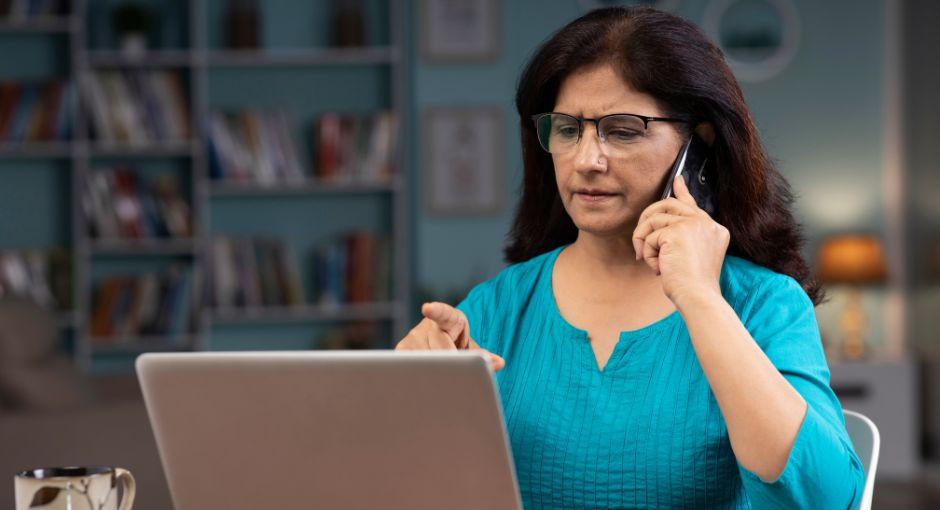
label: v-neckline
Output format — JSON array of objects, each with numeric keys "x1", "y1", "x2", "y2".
[{"x1": 544, "y1": 244, "x2": 680, "y2": 374}]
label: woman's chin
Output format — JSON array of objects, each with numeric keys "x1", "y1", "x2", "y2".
[{"x1": 571, "y1": 216, "x2": 632, "y2": 237}]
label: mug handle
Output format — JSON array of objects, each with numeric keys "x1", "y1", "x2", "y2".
[{"x1": 114, "y1": 468, "x2": 136, "y2": 510}]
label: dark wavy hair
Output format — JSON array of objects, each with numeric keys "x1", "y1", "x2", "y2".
[{"x1": 505, "y1": 6, "x2": 825, "y2": 306}]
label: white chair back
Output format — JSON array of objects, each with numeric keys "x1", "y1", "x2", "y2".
[{"x1": 843, "y1": 409, "x2": 880, "y2": 510}]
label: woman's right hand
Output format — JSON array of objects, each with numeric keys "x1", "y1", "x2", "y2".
[{"x1": 395, "y1": 302, "x2": 506, "y2": 371}]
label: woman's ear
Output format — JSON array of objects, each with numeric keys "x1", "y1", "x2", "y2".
[{"x1": 694, "y1": 122, "x2": 716, "y2": 146}]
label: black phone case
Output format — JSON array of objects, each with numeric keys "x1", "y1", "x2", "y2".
[{"x1": 660, "y1": 134, "x2": 716, "y2": 217}]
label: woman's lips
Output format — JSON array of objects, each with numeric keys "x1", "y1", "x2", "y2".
[{"x1": 576, "y1": 192, "x2": 617, "y2": 202}]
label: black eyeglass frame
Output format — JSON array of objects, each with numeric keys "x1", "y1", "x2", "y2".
[{"x1": 530, "y1": 111, "x2": 693, "y2": 151}]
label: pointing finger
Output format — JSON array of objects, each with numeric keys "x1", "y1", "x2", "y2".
[{"x1": 422, "y1": 302, "x2": 469, "y2": 347}]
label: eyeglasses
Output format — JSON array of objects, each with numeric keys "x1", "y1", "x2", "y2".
[{"x1": 531, "y1": 112, "x2": 690, "y2": 155}]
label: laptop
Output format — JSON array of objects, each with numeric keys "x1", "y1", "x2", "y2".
[{"x1": 136, "y1": 351, "x2": 523, "y2": 510}]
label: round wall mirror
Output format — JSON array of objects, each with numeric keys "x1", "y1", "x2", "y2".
[{"x1": 703, "y1": 0, "x2": 800, "y2": 82}]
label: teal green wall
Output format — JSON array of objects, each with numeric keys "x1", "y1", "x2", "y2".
[{"x1": 0, "y1": 160, "x2": 70, "y2": 247}]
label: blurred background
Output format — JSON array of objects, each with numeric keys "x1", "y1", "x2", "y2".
[{"x1": 0, "y1": 0, "x2": 937, "y2": 507}]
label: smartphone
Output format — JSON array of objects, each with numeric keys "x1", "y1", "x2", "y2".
[{"x1": 659, "y1": 133, "x2": 716, "y2": 217}]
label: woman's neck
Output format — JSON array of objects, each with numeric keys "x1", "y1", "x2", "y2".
[
  {"x1": 568, "y1": 231, "x2": 652, "y2": 279},
  {"x1": 557, "y1": 232, "x2": 666, "y2": 307}
]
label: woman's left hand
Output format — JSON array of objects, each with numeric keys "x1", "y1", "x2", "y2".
[{"x1": 632, "y1": 174, "x2": 730, "y2": 305}]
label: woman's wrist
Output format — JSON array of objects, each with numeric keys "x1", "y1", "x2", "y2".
[{"x1": 670, "y1": 284, "x2": 724, "y2": 312}]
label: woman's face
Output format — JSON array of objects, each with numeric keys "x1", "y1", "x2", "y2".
[{"x1": 551, "y1": 63, "x2": 686, "y2": 238}]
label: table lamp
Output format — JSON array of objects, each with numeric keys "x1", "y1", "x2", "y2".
[{"x1": 817, "y1": 234, "x2": 888, "y2": 360}]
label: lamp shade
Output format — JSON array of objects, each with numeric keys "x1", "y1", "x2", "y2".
[{"x1": 817, "y1": 234, "x2": 888, "y2": 285}]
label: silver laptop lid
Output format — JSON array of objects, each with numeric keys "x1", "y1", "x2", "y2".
[{"x1": 137, "y1": 351, "x2": 522, "y2": 510}]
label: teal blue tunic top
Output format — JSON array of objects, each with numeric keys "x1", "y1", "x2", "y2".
[{"x1": 456, "y1": 243, "x2": 865, "y2": 509}]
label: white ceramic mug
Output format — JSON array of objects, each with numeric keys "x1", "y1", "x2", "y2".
[{"x1": 14, "y1": 466, "x2": 135, "y2": 510}]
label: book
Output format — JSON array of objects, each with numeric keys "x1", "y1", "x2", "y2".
[
  {"x1": 90, "y1": 278, "x2": 123, "y2": 337},
  {"x1": 206, "y1": 236, "x2": 305, "y2": 310},
  {"x1": 313, "y1": 230, "x2": 390, "y2": 306},
  {"x1": 207, "y1": 109, "x2": 305, "y2": 184},
  {"x1": 210, "y1": 236, "x2": 238, "y2": 308},
  {"x1": 89, "y1": 264, "x2": 193, "y2": 341},
  {"x1": 0, "y1": 82, "x2": 22, "y2": 139},
  {"x1": 82, "y1": 166, "x2": 192, "y2": 241},
  {"x1": 83, "y1": 69, "x2": 190, "y2": 145},
  {"x1": 313, "y1": 110, "x2": 397, "y2": 183}
]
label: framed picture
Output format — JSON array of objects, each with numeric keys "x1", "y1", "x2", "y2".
[
  {"x1": 421, "y1": 0, "x2": 500, "y2": 62},
  {"x1": 422, "y1": 107, "x2": 504, "y2": 216}
]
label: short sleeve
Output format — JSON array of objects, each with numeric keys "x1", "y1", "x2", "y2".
[
  {"x1": 736, "y1": 274, "x2": 866, "y2": 510},
  {"x1": 455, "y1": 279, "x2": 495, "y2": 352}
]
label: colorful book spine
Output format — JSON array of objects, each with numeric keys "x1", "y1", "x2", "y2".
[
  {"x1": 89, "y1": 264, "x2": 193, "y2": 342},
  {"x1": 313, "y1": 230, "x2": 390, "y2": 306},
  {"x1": 206, "y1": 236, "x2": 305, "y2": 310},
  {"x1": 82, "y1": 167, "x2": 192, "y2": 241},
  {"x1": 314, "y1": 111, "x2": 397, "y2": 183},
  {"x1": 83, "y1": 70, "x2": 190, "y2": 144},
  {"x1": 207, "y1": 109, "x2": 304, "y2": 184},
  {"x1": 0, "y1": 83, "x2": 69, "y2": 141}
]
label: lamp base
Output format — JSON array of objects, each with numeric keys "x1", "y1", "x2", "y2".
[{"x1": 839, "y1": 287, "x2": 868, "y2": 360}]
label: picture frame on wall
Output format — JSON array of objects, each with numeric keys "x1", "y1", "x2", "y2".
[
  {"x1": 422, "y1": 107, "x2": 504, "y2": 216},
  {"x1": 420, "y1": 0, "x2": 500, "y2": 62}
]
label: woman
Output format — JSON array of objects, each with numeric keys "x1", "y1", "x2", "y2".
[{"x1": 396, "y1": 6, "x2": 864, "y2": 509}]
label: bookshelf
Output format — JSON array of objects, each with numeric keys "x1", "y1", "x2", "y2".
[{"x1": 0, "y1": 0, "x2": 410, "y2": 373}]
